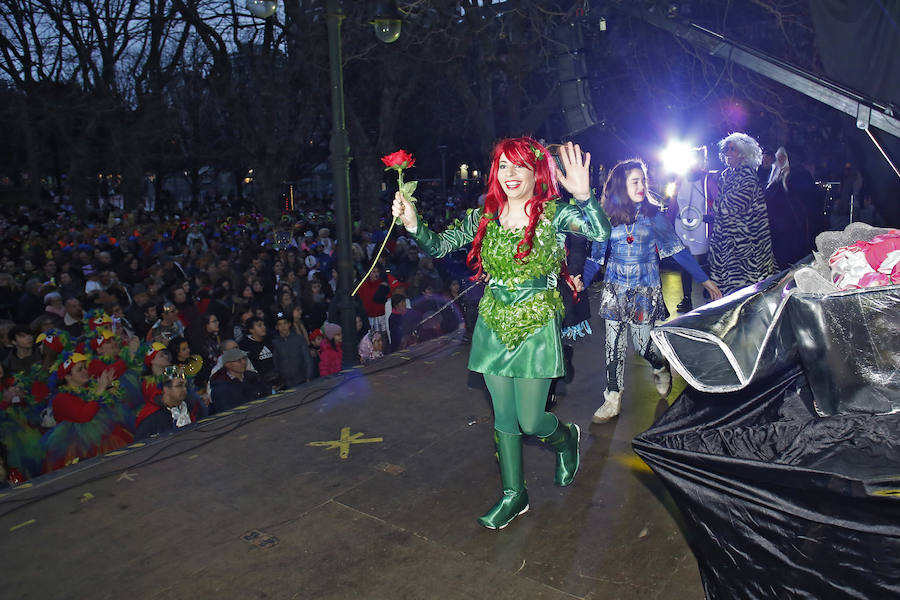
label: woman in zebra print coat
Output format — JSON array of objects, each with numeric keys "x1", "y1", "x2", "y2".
[{"x1": 708, "y1": 133, "x2": 776, "y2": 296}]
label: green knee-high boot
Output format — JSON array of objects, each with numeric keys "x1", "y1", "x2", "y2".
[
  {"x1": 478, "y1": 430, "x2": 529, "y2": 530},
  {"x1": 540, "y1": 421, "x2": 580, "y2": 487}
]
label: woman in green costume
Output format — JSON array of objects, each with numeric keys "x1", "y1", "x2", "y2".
[{"x1": 392, "y1": 138, "x2": 611, "y2": 529}]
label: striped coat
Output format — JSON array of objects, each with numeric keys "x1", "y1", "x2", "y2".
[{"x1": 708, "y1": 166, "x2": 775, "y2": 295}]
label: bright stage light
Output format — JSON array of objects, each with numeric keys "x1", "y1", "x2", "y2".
[
  {"x1": 661, "y1": 141, "x2": 699, "y2": 175},
  {"x1": 664, "y1": 182, "x2": 677, "y2": 198}
]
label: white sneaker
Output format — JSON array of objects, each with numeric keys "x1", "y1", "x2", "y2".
[
  {"x1": 592, "y1": 390, "x2": 621, "y2": 424},
  {"x1": 653, "y1": 365, "x2": 672, "y2": 397}
]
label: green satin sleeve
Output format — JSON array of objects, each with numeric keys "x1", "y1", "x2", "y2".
[
  {"x1": 406, "y1": 208, "x2": 482, "y2": 258},
  {"x1": 553, "y1": 193, "x2": 611, "y2": 241}
]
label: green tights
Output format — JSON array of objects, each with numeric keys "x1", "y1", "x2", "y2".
[{"x1": 483, "y1": 374, "x2": 558, "y2": 437}]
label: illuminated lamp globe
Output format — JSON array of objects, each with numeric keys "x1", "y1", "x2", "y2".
[
  {"x1": 372, "y1": 1, "x2": 402, "y2": 43},
  {"x1": 246, "y1": 0, "x2": 277, "y2": 19},
  {"x1": 374, "y1": 18, "x2": 402, "y2": 43}
]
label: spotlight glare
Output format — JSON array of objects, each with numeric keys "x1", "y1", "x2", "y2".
[
  {"x1": 664, "y1": 182, "x2": 677, "y2": 198},
  {"x1": 661, "y1": 141, "x2": 698, "y2": 175}
]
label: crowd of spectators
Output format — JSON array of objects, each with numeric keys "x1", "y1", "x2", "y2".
[{"x1": 0, "y1": 189, "x2": 476, "y2": 485}]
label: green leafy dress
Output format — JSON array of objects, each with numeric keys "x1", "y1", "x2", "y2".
[{"x1": 408, "y1": 197, "x2": 610, "y2": 378}]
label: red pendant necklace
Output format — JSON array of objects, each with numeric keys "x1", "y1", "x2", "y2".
[{"x1": 624, "y1": 222, "x2": 635, "y2": 244}]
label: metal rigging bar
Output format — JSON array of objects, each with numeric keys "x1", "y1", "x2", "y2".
[{"x1": 616, "y1": 7, "x2": 900, "y2": 175}]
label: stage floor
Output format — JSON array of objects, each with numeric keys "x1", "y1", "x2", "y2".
[{"x1": 1, "y1": 274, "x2": 705, "y2": 599}]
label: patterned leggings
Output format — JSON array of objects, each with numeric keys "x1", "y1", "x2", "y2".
[{"x1": 605, "y1": 320, "x2": 664, "y2": 393}]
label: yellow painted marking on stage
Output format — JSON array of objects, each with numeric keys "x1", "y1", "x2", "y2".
[
  {"x1": 188, "y1": 454, "x2": 199, "y2": 459},
  {"x1": 80, "y1": 492, "x2": 94, "y2": 503},
  {"x1": 129, "y1": 442, "x2": 146, "y2": 448},
  {"x1": 873, "y1": 489, "x2": 900, "y2": 497},
  {"x1": 612, "y1": 453, "x2": 653, "y2": 474},
  {"x1": 0, "y1": 483, "x2": 33, "y2": 498},
  {"x1": 216, "y1": 411, "x2": 234, "y2": 417},
  {"x1": 197, "y1": 417, "x2": 218, "y2": 423},
  {"x1": 239, "y1": 434, "x2": 249, "y2": 440},
  {"x1": 401, "y1": 356, "x2": 411, "y2": 360},
  {"x1": 105, "y1": 450, "x2": 129, "y2": 456},
  {"x1": 353, "y1": 365, "x2": 365, "y2": 369},
  {"x1": 248, "y1": 398, "x2": 268, "y2": 405},
  {"x1": 307, "y1": 427, "x2": 383, "y2": 459},
  {"x1": 10, "y1": 519, "x2": 35, "y2": 532},
  {"x1": 232, "y1": 405, "x2": 250, "y2": 411},
  {"x1": 117, "y1": 471, "x2": 137, "y2": 482}
]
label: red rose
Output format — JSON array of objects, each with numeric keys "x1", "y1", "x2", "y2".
[{"x1": 381, "y1": 149, "x2": 416, "y2": 171}]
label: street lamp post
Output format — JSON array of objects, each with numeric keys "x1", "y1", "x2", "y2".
[
  {"x1": 325, "y1": 0, "x2": 356, "y2": 363},
  {"x1": 326, "y1": 0, "x2": 401, "y2": 364}
]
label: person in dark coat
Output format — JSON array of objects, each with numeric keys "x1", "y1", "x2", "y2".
[
  {"x1": 209, "y1": 347, "x2": 267, "y2": 413},
  {"x1": 134, "y1": 368, "x2": 195, "y2": 440},
  {"x1": 271, "y1": 312, "x2": 313, "y2": 388},
  {"x1": 15, "y1": 279, "x2": 45, "y2": 326},
  {"x1": 238, "y1": 316, "x2": 280, "y2": 390},
  {"x1": 764, "y1": 147, "x2": 811, "y2": 270}
]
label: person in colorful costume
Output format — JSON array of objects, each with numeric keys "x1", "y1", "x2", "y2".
[
  {"x1": 391, "y1": 139, "x2": 611, "y2": 529},
  {"x1": 138, "y1": 342, "x2": 173, "y2": 404},
  {"x1": 87, "y1": 329, "x2": 132, "y2": 380},
  {"x1": 0, "y1": 330, "x2": 74, "y2": 479},
  {"x1": 41, "y1": 352, "x2": 133, "y2": 473},
  {"x1": 584, "y1": 160, "x2": 722, "y2": 424},
  {"x1": 0, "y1": 362, "x2": 44, "y2": 480}
]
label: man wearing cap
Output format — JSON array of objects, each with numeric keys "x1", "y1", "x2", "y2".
[{"x1": 209, "y1": 347, "x2": 267, "y2": 413}]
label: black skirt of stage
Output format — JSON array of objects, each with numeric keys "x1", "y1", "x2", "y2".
[{"x1": 634, "y1": 365, "x2": 900, "y2": 600}]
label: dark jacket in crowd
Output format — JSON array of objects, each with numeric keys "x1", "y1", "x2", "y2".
[
  {"x1": 134, "y1": 401, "x2": 197, "y2": 440},
  {"x1": 209, "y1": 370, "x2": 267, "y2": 413},
  {"x1": 271, "y1": 331, "x2": 313, "y2": 388},
  {"x1": 15, "y1": 291, "x2": 43, "y2": 325},
  {"x1": 238, "y1": 334, "x2": 279, "y2": 388}
]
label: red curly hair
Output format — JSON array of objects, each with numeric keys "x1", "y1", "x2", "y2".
[{"x1": 467, "y1": 137, "x2": 559, "y2": 279}]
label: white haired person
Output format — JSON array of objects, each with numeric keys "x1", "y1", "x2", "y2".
[{"x1": 708, "y1": 133, "x2": 776, "y2": 295}]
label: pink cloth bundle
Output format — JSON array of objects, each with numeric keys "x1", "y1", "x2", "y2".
[{"x1": 829, "y1": 230, "x2": 900, "y2": 290}]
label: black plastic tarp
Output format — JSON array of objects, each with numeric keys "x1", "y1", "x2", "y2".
[{"x1": 633, "y1": 366, "x2": 900, "y2": 599}]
